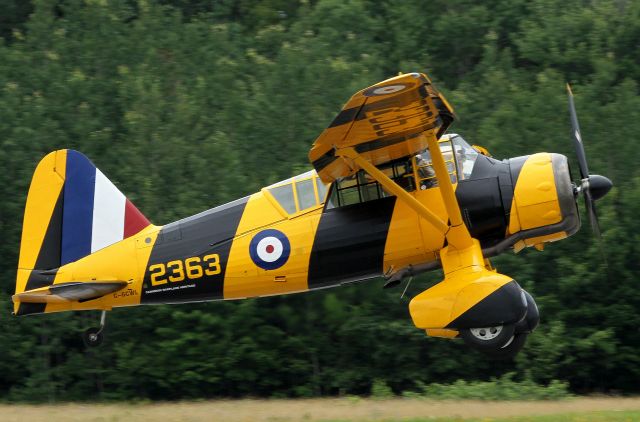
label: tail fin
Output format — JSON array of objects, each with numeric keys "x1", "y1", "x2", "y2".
[{"x1": 15, "y1": 150, "x2": 151, "y2": 315}]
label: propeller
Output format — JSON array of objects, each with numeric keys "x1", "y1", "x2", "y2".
[{"x1": 566, "y1": 84, "x2": 613, "y2": 245}]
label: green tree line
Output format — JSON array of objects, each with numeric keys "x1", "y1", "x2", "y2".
[{"x1": 0, "y1": 0, "x2": 638, "y2": 401}]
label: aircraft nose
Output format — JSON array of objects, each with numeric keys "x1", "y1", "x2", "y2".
[
  {"x1": 552, "y1": 153, "x2": 581, "y2": 236},
  {"x1": 587, "y1": 174, "x2": 613, "y2": 201}
]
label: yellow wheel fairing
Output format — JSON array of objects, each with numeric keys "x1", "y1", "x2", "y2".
[
  {"x1": 409, "y1": 240, "x2": 518, "y2": 330},
  {"x1": 409, "y1": 239, "x2": 527, "y2": 335}
]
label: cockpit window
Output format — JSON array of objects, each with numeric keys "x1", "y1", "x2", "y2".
[
  {"x1": 269, "y1": 183, "x2": 297, "y2": 214},
  {"x1": 451, "y1": 134, "x2": 478, "y2": 179},
  {"x1": 413, "y1": 135, "x2": 478, "y2": 190},
  {"x1": 414, "y1": 139, "x2": 457, "y2": 190},
  {"x1": 315, "y1": 178, "x2": 328, "y2": 202},
  {"x1": 326, "y1": 158, "x2": 414, "y2": 209},
  {"x1": 295, "y1": 178, "x2": 316, "y2": 210},
  {"x1": 266, "y1": 170, "x2": 327, "y2": 215}
]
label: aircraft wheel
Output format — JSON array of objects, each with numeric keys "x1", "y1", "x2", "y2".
[
  {"x1": 460, "y1": 324, "x2": 515, "y2": 351},
  {"x1": 516, "y1": 290, "x2": 540, "y2": 334},
  {"x1": 82, "y1": 327, "x2": 104, "y2": 348},
  {"x1": 484, "y1": 333, "x2": 528, "y2": 360}
]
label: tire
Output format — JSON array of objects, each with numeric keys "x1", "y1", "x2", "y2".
[
  {"x1": 82, "y1": 327, "x2": 104, "y2": 347},
  {"x1": 515, "y1": 290, "x2": 540, "y2": 334},
  {"x1": 460, "y1": 324, "x2": 515, "y2": 351},
  {"x1": 484, "y1": 333, "x2": 529, "y2": 360}
]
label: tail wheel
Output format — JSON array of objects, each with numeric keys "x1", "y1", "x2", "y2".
[
  {"x1": 460, "y1": 324, "x2": 515, "y2": 350},
  {"x1": 82, "y1": 327, "x2": 104, "y2": 347},
  {"x1": 82, "y1": 310, "x2": 107, "y2": 348}
]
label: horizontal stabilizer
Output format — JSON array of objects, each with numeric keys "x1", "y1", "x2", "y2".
[{"x1": 13, "y1": 281, "x2": 127, "y2": 304}]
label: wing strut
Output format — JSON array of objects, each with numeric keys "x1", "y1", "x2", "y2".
[
  {"x1": 340, "y1": 148, "x2": 448, "y2": 233},
  {"x1": 339, "y1": 146, "x2": 472, "y2": 250},
  {"x1": 425, "y1": 136, "x2": 474, "y2": 250}
]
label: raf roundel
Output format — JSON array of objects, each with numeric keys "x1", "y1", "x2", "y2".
[
  {"x1": 249, "y1": 229, "x2": 291, "y2": 270},
  {"x1": 363, "y1": 84, "x2": 408, "y2": 97}
]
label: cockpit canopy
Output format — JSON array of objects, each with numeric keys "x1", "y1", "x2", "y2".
[
  {"x1": 414, "y1": 134, "x2": 479, "y2": 189},
  {"x1": 325, "y1": 134, "x2": 480, "y2": 208},
  {"x1": 265, "y1": 170, "x2": 328, "y2": 215},
  {"x1": 266, "y1": 134, "x2": 480, "y2": 215}
]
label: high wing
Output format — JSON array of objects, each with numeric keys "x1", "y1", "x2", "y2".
[
  {"x1": 309, "y1": 72, "x2": 455, "y2": 184},
  {"x1": 309, "y1": 72, "x2": 472, "y2": 250}
]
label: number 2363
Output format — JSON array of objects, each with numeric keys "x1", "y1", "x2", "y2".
[{"x1": 148, "y1": 254, "x2": 221, "y2": 286}]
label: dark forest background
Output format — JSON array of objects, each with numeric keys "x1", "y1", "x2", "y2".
[{"x1": 0, "y1": 0, "x2": 639, "y2": 401}]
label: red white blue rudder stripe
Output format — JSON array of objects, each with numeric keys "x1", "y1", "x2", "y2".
[{"x1": 60, "y1": 150, "x2": 151, "y2": 266}]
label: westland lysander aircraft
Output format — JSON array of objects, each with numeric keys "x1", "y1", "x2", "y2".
[{"x1": 14, "y1": 72, "x2": 612, "y2": 358}]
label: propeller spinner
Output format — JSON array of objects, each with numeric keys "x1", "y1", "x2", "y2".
[{"x1": 566, "y1": 84, "x2": 613, "y2": 241}]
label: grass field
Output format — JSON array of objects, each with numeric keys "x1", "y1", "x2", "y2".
[{"x1": 1, "y1": 397, "x2": 639, "y2": 422}]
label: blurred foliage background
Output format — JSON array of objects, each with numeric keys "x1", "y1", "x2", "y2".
[{"x1": 0, "y1": 0, "x2": 639, "y2": 402}]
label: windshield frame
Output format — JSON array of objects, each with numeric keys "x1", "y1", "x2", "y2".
[
  {"x1": 263, "y1": 170, "x2": 328, "y2": 218},
  {"x1": 412, "y1": 134, "x2": 479, "y2": 190}
]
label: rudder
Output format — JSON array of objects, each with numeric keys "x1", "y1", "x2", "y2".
[{"x1": 15, "y1": 149, "x2": 151, "y2": 315}]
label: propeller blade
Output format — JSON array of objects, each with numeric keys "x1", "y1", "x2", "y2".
[
  {"x1": 566, "y1": 84, "x2": 589, "y2": 180},
  {"x1": 566, "y1": 84, "x2": 611, "y2": 269},
  {"x1": 583, "y1": 189, "x2": 601, "y2": 240},
  {"x1": 584, "y1": 189, "x2": 608, "y2": 266}
]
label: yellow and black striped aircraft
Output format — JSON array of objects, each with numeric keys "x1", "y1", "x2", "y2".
[{"x1": 13, "y1": 72, "x2": 612, "y2": 358}]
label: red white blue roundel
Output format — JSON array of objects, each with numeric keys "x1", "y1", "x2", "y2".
[
  {"x1": 249, "y1": 229, "x2": 291, "y2": 270},
  {"x1": 363, "y1": 83, "x2": 409, "y2": 97}
]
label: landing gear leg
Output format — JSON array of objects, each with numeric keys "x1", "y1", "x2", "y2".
[{"x1": 82, "y1": 310, "x2": 107, "y2": 347}]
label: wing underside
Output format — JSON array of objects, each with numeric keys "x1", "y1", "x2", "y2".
[{"x1": 309, "y1": 72, "x2": 454, "y2": 184}]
